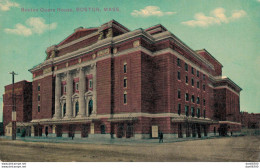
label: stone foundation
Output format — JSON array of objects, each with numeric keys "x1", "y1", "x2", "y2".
[
  {"x1": 88, "y1": 134, "x2": 111, "y2": 139},
  {"x1": 62, "y1": 133, "x2": 68, "y2": 138},
  {"x1": 134, "y1": 134, "x2": 150, "y2": 139},
  {"x1": 74, "y1": 133, "x2": 82, "y2": 138}
]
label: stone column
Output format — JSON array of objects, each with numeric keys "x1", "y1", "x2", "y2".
[
  {"x1": 65, "y1": 71, "x2": 73, "y2": 118},
  {"x1": 54, "y1": 74, "x2": 61, "y2": 119},
  {"x1": 31, "y1": 126, "x2": 35, "y2": 137},
  {"x1": 92, "y1": 63, "x2": 97, "y2": 115},
  {"x1": 78, "y1": 67, "x2": 86, "y2": 117}
]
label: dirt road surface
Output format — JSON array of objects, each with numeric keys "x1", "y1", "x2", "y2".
[{"x1": 0, "y1": 136, "x2": 259, "y2": 162}]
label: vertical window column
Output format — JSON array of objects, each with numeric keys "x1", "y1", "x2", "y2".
[{"x1": 123, "y1": 62, "x2": 127, "y2": 105}]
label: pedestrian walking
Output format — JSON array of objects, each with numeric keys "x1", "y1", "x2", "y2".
[
  {"x1": 159, "y1": 132, "x2": 164, "y2": 143},
  {"x1": 45, "y1": 128, "x2": 48, "y2": 137}
]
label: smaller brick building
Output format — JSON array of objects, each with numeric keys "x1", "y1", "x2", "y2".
[
  {"x1": 2, "y1": 80, "x2": 32, "y2": 136},
  {"x1": 240, "y1": 111, "x2": 260, "y2": 129}
]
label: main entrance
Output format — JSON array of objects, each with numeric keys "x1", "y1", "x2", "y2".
[{"x1": 116, "y1": 122, "x2": 134, "y2": 138}]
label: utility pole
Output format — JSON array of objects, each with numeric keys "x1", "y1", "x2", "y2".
[{"x1": 9, "y1": 71, "x2": 18, "y2": 140}]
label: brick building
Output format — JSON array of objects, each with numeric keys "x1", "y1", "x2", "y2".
[
  {"x1": 240, "y1": 111, "x2": 260, "y2": 129},
  {"x1": 2, "y1": 80, "x2": 32, "y2": 136},
  {"x1": 4, "y1": 20, "x2": 242, "y2": 139}
]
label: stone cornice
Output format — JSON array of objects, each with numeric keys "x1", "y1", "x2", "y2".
[
  {"x1": 153, "y1": 31, "x2": 214, "y2": 70},
  {"x1": 209, "y1": 75, "x2": 242, "y2": 93}
]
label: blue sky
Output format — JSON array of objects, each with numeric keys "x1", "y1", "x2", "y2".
[{"x1": 0, "y1": 0, "x2": 259, "y2": 122}]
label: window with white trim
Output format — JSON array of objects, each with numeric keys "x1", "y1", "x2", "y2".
[
  {"x1": 124, "y1": 77, "x2": 127, "y2": 88},
  {"x1": 124, "y1": 91, "x2": 127, "y2": 104},
  {"x1": 124, "y1": 63, "x2": 127, "y2": 73},
  {"x1": 89, "y1": 79, "x2": 93, "y2": 89}
]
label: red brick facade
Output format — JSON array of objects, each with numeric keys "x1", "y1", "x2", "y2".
[
  {"x1": 3, "y1": 20, "x2": 245, "y2": 139},
  {"x1": 3, "y1": 80, "x2": 32, "y2": 134}
]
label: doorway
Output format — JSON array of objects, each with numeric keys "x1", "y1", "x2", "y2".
[{"x1": 178, "y1": 124, "x2": 183, "y2": 138}]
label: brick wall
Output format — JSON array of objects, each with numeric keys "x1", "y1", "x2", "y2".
[
  {"x1": 112, "y1": 51, "x2": 142, "y2": 113},
  {"x1": 32, "y1": 75, "x2": 54, "y2": 119},
  {"x1": 3, "y1": 81, "x2": 32, "y2": 134},
  {"x1": 96, "y1": 58, "x2": 112, "y2": 114}
]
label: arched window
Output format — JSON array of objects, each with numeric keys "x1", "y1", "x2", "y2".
[
  {"x1": 75, "y1": 101, "x2": 79, "y2": 116},
  {"x1": 88, "y1": 99, "x2": 93, "y2": 116},
  {"x1": 63, "y1": 103, "x2": 66, "y2": 117}
]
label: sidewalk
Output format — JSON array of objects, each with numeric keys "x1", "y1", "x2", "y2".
[{"x1": 0, "y1": 134, "x2": 239, "y2": 145}]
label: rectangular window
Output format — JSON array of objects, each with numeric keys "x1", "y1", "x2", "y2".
[
  {"x1": 203, "y1": 74, "x2": 205, "y2": 80},
  {"x1": 203, "y1": 84, "x2": 205, "y2": 91},
  {"x1": 76, "y1": 83, "x2": 79, "y2": 91},
  {"x1": 177, "y1": 71, "x2": 181, "y2": 80},
  {"x1": 197, "y1": 108, "x2": 200, "y2": 118},
  {"x1": 89, "y1": 79, "x2": 93, "y2": 89},
  {"x1": 197, "y1": 97, "x2": 200, "y2": 104},
  {"x1": 124, "y1": 78, "x2": 127, "y2": 88},
  {"x1": 38, "y1": 84, "x2": 40, "y2": 91},
  {"x1": 191, "y1": 95, "x2": 195, "y2": 103},
  {"x1": 203, "y1": 110, "x2": 206, "y2": 118},
  {"x1": 177, "y1": 58, "x2": 181, "y2": 66},
  {"x1": 124, "y1": 92, "x2": 127, "y2": 104},
  {"x1": 178, "y1": 90, "x2": 181, "y2": 99},
  {"x1": 203, "y1": 99, "x2": 206, "y2": 106},
  {"x1": 185, "y1": 105, "x2": 189, "y2": 116},
  {"x1": 191, "y1": 78, "x2": 194, "y2": 86},
  {"x1": 38, "y1": 105, "x2": 40, "y2": 112},
  {"x1": 191, "y1": 107, "x2": 195, "y2": 117},
  {"x1": 124, "y1": 63, "x2": 127, "y2": 73},
  {"x1": 185, "y1": 93, "x2": 189, "y2": 101},
  {"x1": 185, "y1": 63, "x2": 188, "y2": 71},
  {"x1": 197, "y1": 70, "x2": 200, "y2": 77},
  {"x1": 38, "y1": 94, "x2": 40, "y2": 101},
  {"x1": 64, "y1": 85, "x2": 67, "y2": 93},
  {"x1": 178, "y1": 104, "x2": 181, "y2": 115},
  {"x1": 73, "y1": 82, "x2": 75, "y2": 93},
  {"x1": 191, "y1": 67, "x2": 194, "y2": 74},
  {"x1": 185, "y1": 76, "x2": 188, "y2": 84},
  {"x1": 197, "y1": 81, "x2": 200, "y2": 89}
]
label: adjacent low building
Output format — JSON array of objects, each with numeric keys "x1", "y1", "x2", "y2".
[
  {"x1": 240, "y1": 111, "x2": 260, "y2": 129},
  {"x1": 3, "y1": 20, "x2": 244, "y2": 139},
  {"x1": 2, "y1": 80, "x2": 32, "y2": 136}
]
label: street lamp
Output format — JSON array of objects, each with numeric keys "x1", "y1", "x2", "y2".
[{"x1": 9, "y1": 71, "x2": 18, "y2": 140}]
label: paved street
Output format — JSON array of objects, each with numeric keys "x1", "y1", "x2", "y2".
[{"x1": 0, "y1": 135, "x2": 259, "y2": 162}]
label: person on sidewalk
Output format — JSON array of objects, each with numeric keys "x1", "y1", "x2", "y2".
[
  {"x1": 45, "y1": 128, "x2": 48, "y2": 137},
  {"x1": 159, "y1": 132, "x2": 164, "y2": 143},
  {"x1": 160, "y1": 132, "x2": 164, "y2": 143}
]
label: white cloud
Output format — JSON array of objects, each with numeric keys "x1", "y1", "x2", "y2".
[
  {"x1": 26, "y1": 17, "x2": 57, "y2": 34},
  {"x1": 131, "y1": 6, "x2": 176, "y2": 17},
  {"x1": 5, "y1": 17, "x2": 57, "y2": 36},
  {"x1": 0, "y1": 0, "x2": 19, "y2": 11},
  {"x1": 5, "y1": 23, "x2": 32, "y2": 36},
  {"x1": 182, "y1": 8, "x2": 247, "y2": 27}
]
